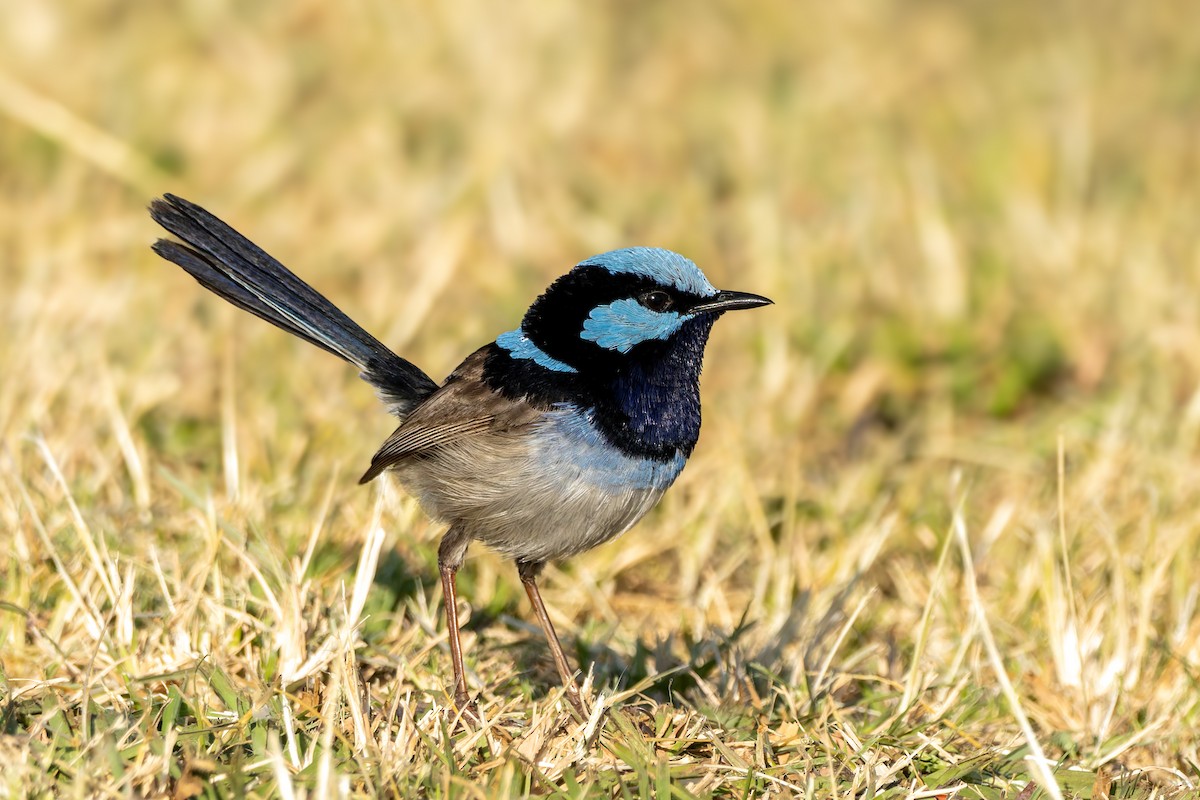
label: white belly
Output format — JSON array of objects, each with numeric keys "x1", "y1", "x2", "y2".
[{"x1": 392, "y1": 407, "x2": 686, "y2": 562}]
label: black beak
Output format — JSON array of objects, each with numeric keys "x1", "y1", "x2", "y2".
[{"x1": 690, "y1": 290, "x2": 774, "y2": 315}]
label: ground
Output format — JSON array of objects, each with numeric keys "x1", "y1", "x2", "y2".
[{"x1": 1, "y1": 2, "x2": 1199, "y2": 797}]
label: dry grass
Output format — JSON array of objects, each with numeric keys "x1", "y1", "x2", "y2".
[{"x1": 3, "y1": 1, "x2": 1200, "y2": 797}]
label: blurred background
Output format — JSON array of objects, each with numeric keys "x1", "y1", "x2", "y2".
[
  {"x1": 5, "y1": 2, "x2": 1200, "y2": 455},
  {"x1": 3, "y1": 0, "x2": 1200, "y2": 793}
]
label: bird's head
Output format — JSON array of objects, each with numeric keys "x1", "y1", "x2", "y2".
[{"x1": 496, "y1": 247, "x2": 771, "y2": 379}]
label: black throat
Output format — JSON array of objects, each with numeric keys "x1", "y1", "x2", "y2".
[{"x1": 481, "y1": 315, "x2": 717, "y2": 461}]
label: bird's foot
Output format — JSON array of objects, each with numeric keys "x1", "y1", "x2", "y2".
[
  {"x1": 450, "y1": 690, "x2": 481, "y2": 727},
  {"x1": 563, "y1": 684, "x2": 592, "y2": 721}
]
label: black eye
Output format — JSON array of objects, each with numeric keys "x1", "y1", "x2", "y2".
[{"x1": 638, "y1": 290, "x2": 673, "y2": 312}]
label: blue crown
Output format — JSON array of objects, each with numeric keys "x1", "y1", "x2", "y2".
[{"x1": 577, "y1": 247, "x2": 717, "y2": 297}]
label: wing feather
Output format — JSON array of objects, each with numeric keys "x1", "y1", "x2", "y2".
[{"x1": 359, "y1": 348, "x2": 543, "y2": 483}]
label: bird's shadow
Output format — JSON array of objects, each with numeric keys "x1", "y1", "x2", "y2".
[
  {"x1": 592, "y1": 616, "x2": 757, "y2": 700},
  {"x1": 362, "y1": 550, "x2": 871, "y2": 719},
  {"x1": 502, "y1": 576, "x2": 870, "y2": 715},
  {"x1": 494, "y1": 619, "x2": 731, "y2": 712}
]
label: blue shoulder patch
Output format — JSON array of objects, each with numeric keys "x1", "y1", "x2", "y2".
[
  {"x1": 496, "y1": 328, "x2": 578, "y2": 373},
  {"x1": 579, "y1": 248, "x2": 717, "y2": 297},
  {"x1": 580, "y1": 298, "x2": 685, "y2": 353}
]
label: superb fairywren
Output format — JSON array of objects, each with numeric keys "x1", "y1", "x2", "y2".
[{"x1": 150, "y1": 195, "x2": 771, "y2": 717}]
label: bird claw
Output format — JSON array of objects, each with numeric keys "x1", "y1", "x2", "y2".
[
  {"x1": 450, "y1": 690, "x2": 481, "y2": 726},
  {"x1": 563, "y1": 685, "x2": 592, "y2": 720}
]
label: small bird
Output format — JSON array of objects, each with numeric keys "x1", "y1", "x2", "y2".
[{"x1": 150, "y1": 194, "x2": 771, "y2": 717}]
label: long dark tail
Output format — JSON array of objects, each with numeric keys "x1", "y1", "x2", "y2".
[{"x1": 149, "y1": 194, "x2": 438, "y2": 417}]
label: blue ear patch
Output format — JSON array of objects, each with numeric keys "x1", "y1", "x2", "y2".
[
  {"x1": 581, "y1": 248, "x2": 718, "y2": 297},
  {"x1": 496, "y1": 328, "x2": 578, "y2": 373},
  {"x1": 580, "y1": 298, "x2": 685, "y2": 353}
]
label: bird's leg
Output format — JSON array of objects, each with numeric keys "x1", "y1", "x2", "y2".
[
  {"x1": 438, "y1": 529, "x2": 474, "y2": 716},
  {"x1": 517, "y1": 560, "x2": 587, "y2": 717}
]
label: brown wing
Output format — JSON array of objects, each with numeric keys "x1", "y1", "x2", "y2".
[{"x1": 358, "y1": 348, "x2": 542, "y2": 483}]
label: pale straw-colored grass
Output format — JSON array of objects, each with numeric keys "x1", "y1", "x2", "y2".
[{"x1": 2, "y1": 1, "x2": 1200, "y2": 797}]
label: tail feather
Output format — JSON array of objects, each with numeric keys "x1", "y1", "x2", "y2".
[
  {"x1": 151, "y1": 239, "x2": 353, "y2": 361},
  {"x1": 149, "y1": 194, "x2": 438, "y2": 416}
]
